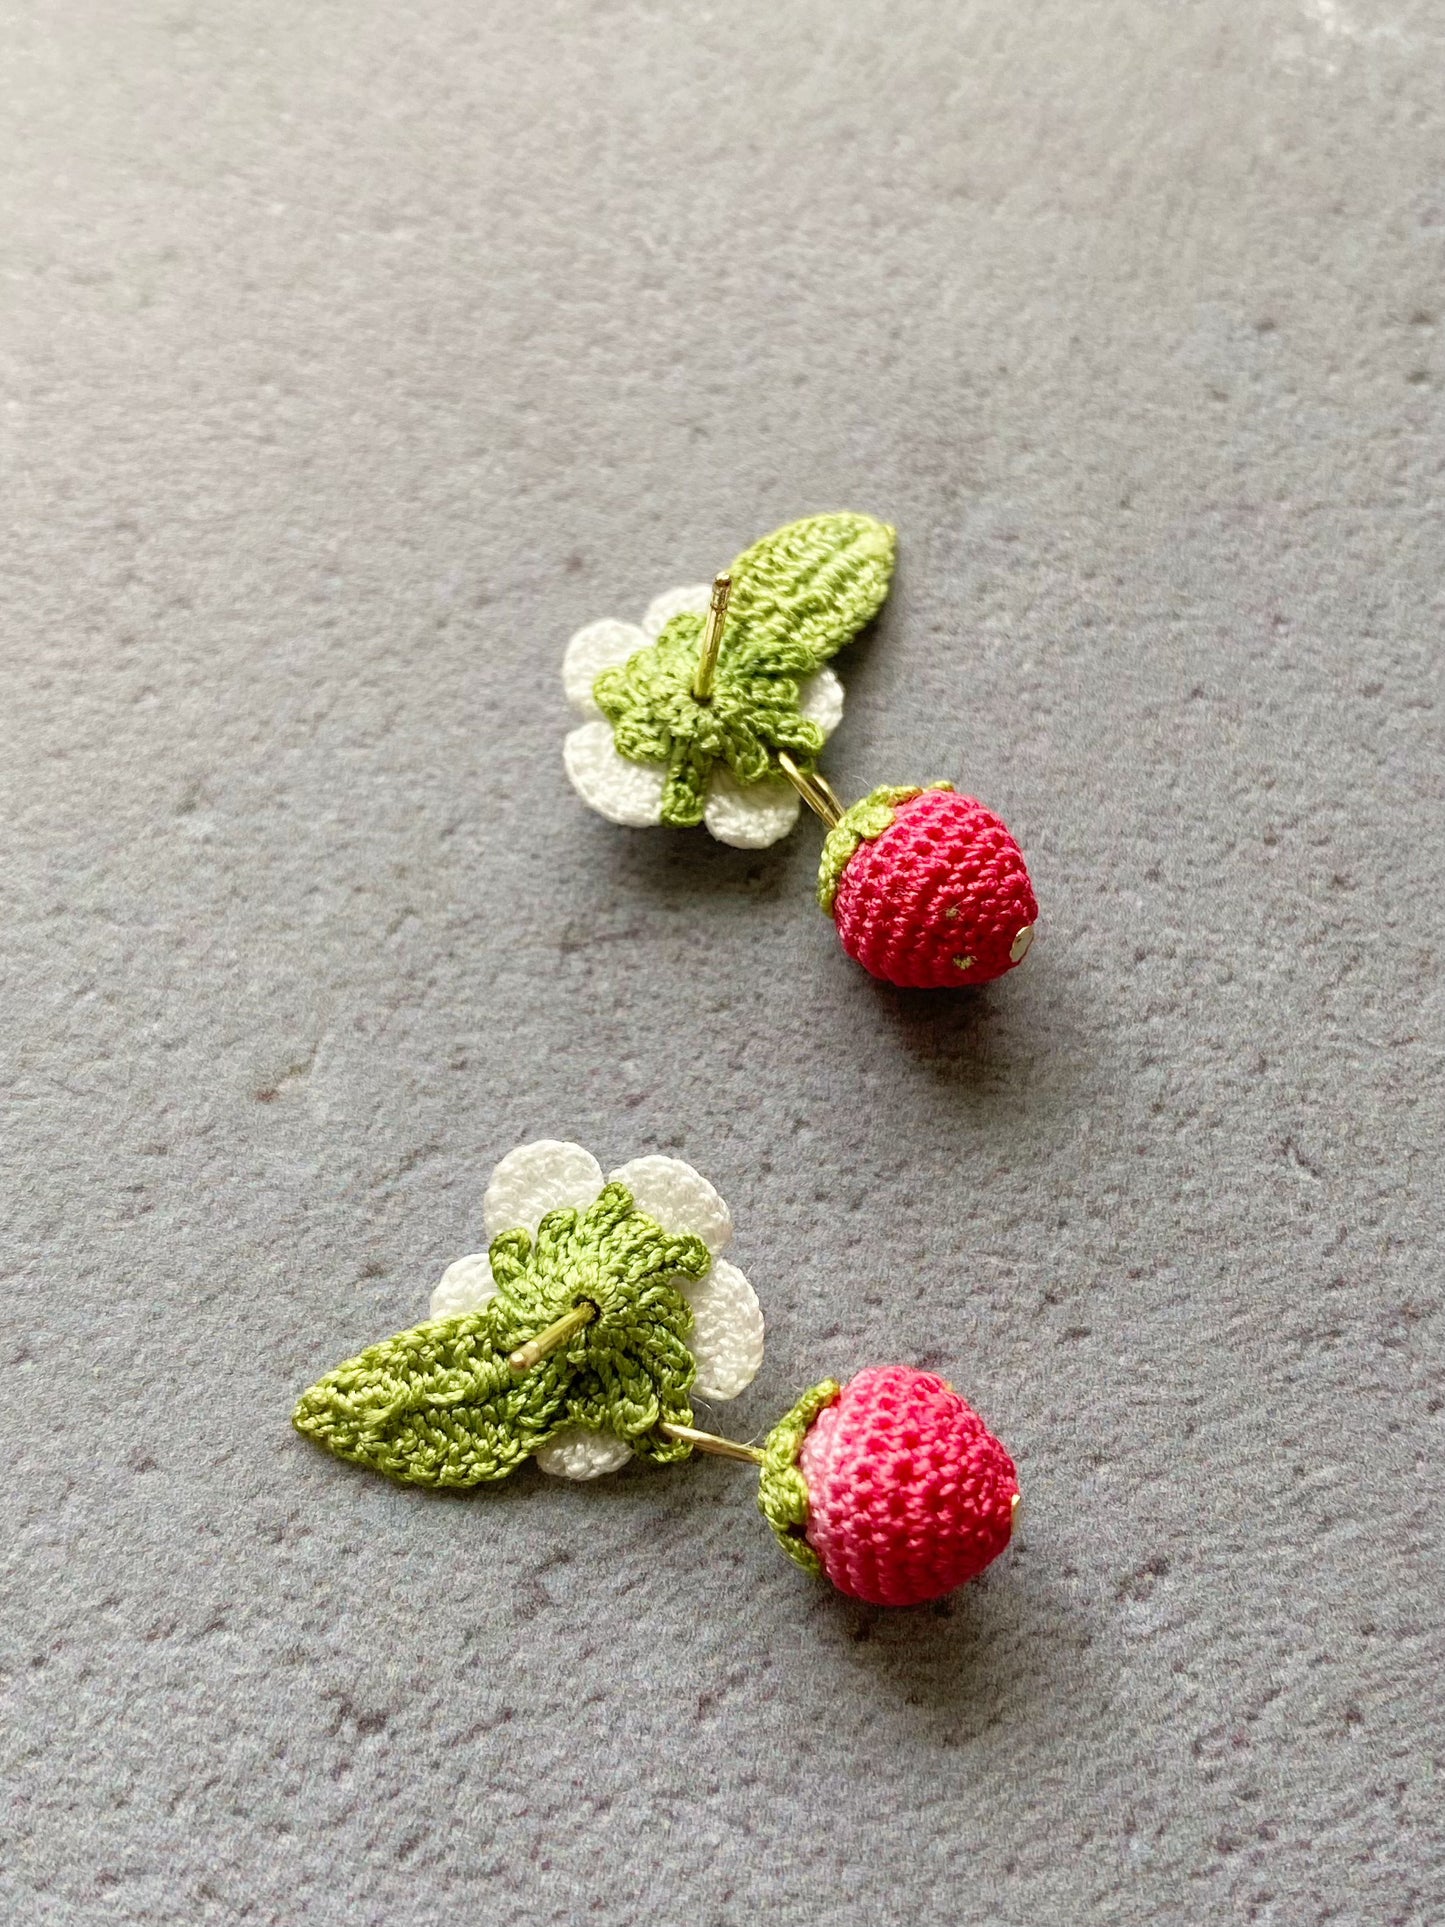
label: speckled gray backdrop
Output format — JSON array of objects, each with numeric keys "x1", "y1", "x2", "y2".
[{"x1": 3, "y1": 2, "x2": 1443, "y2": 1922}]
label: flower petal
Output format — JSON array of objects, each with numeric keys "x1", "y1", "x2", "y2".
[
  {"x1": 482, "y1": 1140, "x2": 605, "y2": 1240},
  {"x1": 703, "y1": 765, "x2": 802, "y2": 849},
  {"x1": 797, "y1": 666, "x2": 844, "y2": 737},
  {"x1": 607, "y1": 1154, "x2": 732, "y2": 1253},
  {"x1": 564, "y1": 721, "x2": 666, "y2": 828},
  {"x1": 641, "y1": 583, "x2": 711, "y2": 640},
  {"x1": 428, "y1": 1252, "x2": 496, "y2": 1321},
  {"x1": 534, "y1": 1425, "x2": 633, "y2": 1480},
  {"x1": 562, "y1": 619, "x2": 647, "y2": 718},
  {"x1": 681, "y1": 1259, "x2": 764, "y2": 1402}
]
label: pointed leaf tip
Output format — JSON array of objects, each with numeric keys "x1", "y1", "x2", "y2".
[{"x1": 291, "y1": 1312, "x2": 529, "y2": 1488}]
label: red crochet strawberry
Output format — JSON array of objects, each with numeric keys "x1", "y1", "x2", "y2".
[
  {"x1": 759, "y1": 1366, "x2": 1019, "y2": 1606},
  {"x1": 817, "y1": 783, "x2": 1036, "y2": 989}
]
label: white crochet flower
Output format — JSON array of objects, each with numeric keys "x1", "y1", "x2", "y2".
[
  {"x1": 562, "y1": 583, "x2": 845, "y2": 850},
  {"x1": 428, "y1": 1140, "x2": 765, "y2": 1482}
]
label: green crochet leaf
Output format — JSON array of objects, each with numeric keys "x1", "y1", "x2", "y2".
[
  {"x1": 593, "y1": 512, "x2": 896, "y2": 829},
  {"x1": 757, "y1": 1378, "x2": 841, "y2": 1577},
  {"x1": 723, "y1": 512, "x2": 897, "y2": 678},
  {"x1": 292, "y1": 1184, "x2": 710, "y2": 1488},
  {"x1": 816, "y1": 781, "x2": 953, "y2": 915}
]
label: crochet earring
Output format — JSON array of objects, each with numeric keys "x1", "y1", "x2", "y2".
[
  {"x1": 562, "y1": 514, "x2": 1038, "y2": 989},
  {"x1": 293, "y1": 1139, "x2": 1020, "y2": 1608}
]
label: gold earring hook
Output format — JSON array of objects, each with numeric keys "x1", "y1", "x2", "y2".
[
  {"x1": 691, "y1": 573, "x2": 733, "y2": 701},
  {"x1": 657, "y1": 1420, "x2": 766, "y2": 1466},
  {"x1": 777, "y1": 751, "x2": 844, "y2": 829},
  {"x1": 507, "y1": 1301, "x2": 597, "y2": 1374}
]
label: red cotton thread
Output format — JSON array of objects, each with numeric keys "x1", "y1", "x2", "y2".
[
  {"x1": 798, "y1": 1366, "x2": 1018, "y2": 1607},
  {"x1": 831, "y1": 789, "x2": 1037, "y2": 990}
]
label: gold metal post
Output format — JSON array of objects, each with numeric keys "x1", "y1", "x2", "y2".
[
  {"x1": 691, "y1": 573, "x2": 733, "y2": 701},
  {"x1": 777, "y1": 751, "x2": 844, "y2": 829},
  {"x1": 658, "y1": 1420, "x2": 766, "y2": 1466},
  {"x1": 508, "y1": 1301, "x2": 597, "y2": 1374}
]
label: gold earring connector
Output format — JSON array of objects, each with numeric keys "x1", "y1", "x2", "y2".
[
  {"x1": 691, "y1": 573, "x2": 733, "y2": 701},
  {"x1": 658, "y1": 1420, "x2": 766, "y2": 1466},
  {"x1": 508, "y1": 1301, "x2": 597, "y2": 1374},
  {"x1": 777, "y1": 751, "x2": 844, "y2": 829}
]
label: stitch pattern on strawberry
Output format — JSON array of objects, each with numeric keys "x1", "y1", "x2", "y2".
[{"x1": 819, "y1": 785, "x2": 1038, "y2": 990}]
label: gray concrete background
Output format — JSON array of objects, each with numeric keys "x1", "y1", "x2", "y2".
[{"x1": 3, "y1": 3, "x2": 1443, "y2": 1922}]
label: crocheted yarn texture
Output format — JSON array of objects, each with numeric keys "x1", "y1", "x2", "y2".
[
  {"x1": 292, "y1": 1142, "x2": 1015, "y2": 1606},
  {"x1": 763, "y1": 1367, "x2": 1019, "y2": 1608},
  {"x1": 563, "y1": 512, "x2": 895, "y2": 846},
  {"x1": 293, "y1": 1142, "x2": 764, "y2": 1487},
  {"x1": 820, "y1": 785, "x2": 1038, "y2": 989},
  {"x1": 293, "y1": 1182, "x2": 707, "y2": 1484}
]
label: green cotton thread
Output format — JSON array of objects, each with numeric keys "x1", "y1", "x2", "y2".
[
  {"x1": 594, "y1": 513, "x2": 896, "y2": 828},
  {"x1": 816, "y1": 783, "x2": 954, "y2": 914},
  {"x1": 757, "y1": 1379, "x2": 842, "y2": 1576},
  {"x1": 292, "y1": 1184, "x2": 710, "y2": 1488}
]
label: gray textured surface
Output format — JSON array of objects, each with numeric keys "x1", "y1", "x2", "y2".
[{"x1": 3, "y1": 3, "x2": 1443, "y2": 1922}]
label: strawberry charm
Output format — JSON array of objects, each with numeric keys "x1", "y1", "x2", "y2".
[
  {"x1": 818, "y1": 784, "x2": 1037, "y2": 989},
  {"x1": 757, "y1": 1368, "x2": 1019, "y2": 1606}
]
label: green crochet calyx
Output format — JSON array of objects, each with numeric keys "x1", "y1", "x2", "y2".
[
  {"x1": 292, "y1": 1184, "x2": 710, "y2": 1488},
  {"x1": 594, "y1": 512, "x2": 896, "y2": 828},
  {"x1": 757, "y1": 1379, "x2": 841, "y2": 1576},
  {"x1": 816, "y1": 782, "x2": 953, "y2": 915}
]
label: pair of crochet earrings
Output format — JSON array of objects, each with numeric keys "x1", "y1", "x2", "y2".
[{"x1": 294, "y1": 516, "x2": 1033, "y2": 1609}]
